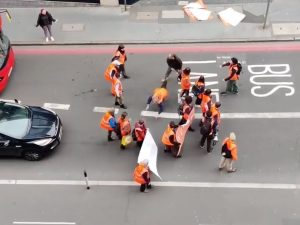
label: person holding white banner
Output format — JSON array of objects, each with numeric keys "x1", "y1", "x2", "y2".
[
  {"x1": 162, "y1": 121, "x2": 180, "y2": 154},
  {"x1": 133, "y1": 159, "x2": 152, "y2": 193}
]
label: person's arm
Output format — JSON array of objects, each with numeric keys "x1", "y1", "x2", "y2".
[
  {"x1": 231, "y1": 146, "x2": 238, "y2": 161},
  {"x1": 47, "y1": 12, "x2": 56, "y2": 22},
  {"x1": 224, "y1": 68, "x2": 237, "y2": 81},
  {"x1": 109, "y1": 118, "x2": 117, "y2": 129},
  {"x1": 221, "y1": 62, "x2": 230, "y2": 67},
  {"x1": 36, "y1": 14, "x2": 41, "y2": 27}
]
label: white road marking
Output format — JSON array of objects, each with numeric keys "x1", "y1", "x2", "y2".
[
  {"x1": 0, "y1": 99, "x2": 21, "y2": 103},
  {"x1": 13, "y1": 222, "x2": 75, "y2": 225},
  {"x1": 141, "y1": 111, "x2": 300, "y2": 119},
  {"x1": 190, "y1": 72, "x2": 218, "y2": 78},
  {"x1": 183, "y1": 60, "x2": 217, "y2": 64},
  {"x1": 93, "y1": 107, "x2": 119, "y2": 114},
  {"x1": 43, "y1": 103, "x2": 70, "y2": 110},
  {"x1": 1, "y1": 179, "x2": 299, "y2": 190}
]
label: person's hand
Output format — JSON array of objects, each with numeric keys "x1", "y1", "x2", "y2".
[{"x1": 54, "y1": 19, "x2": 58, "y2": 23}]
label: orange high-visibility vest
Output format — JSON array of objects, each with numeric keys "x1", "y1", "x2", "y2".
[
  {"x1": 181, "y1": 73, "x2": 191, "y2": 90},
  {"x1": 162, "y1": 125, "x2": 175, "y2": 146},
  {"x1": 153, "y1": 88, "x2": 168, "y2": 104},
  {"x1": 111, "y1": 78, "x2": 123, "y2": 97},
  {"x1": 210, "y1": 103, "x2": 220, "y2": 125},
  {"x1": 201, "y1": 94, "x2": 211, "y2": 113},
  {"x1": 133, "y1": 164, "x2": 149, "y2": 184},
  {"x1": 223, "y1": 138, "x2": 238, "y2": 161},
  {"x1": 100, "y1": 112, "x2": 114, "y2": 131},
  {"x1": 229, "y1": 64, "x2": 239, "y2": 81},
  {"x1": 114, "y1": 50, "x2": 126, "y2": 65},
  {"x1": 118, "y1": 118, "x2": 131, "y2": 137},
  {"x1": 104, "y1": 63, "x2": 118, "y2": 82}
]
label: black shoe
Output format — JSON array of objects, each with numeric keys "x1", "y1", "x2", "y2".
[
  {"x1": 115, "y1": 102, "x2": 120, "y2": 106},
  {"x1": 120, "y1": 144, "x2": 125, "y2": 150},
  {"x1": 227, "y1": 168, "x2": 237, "y2": 173},
  {"x1": 147, "y1": 184, "x2": 152, "y2": 189},
  {"x1": 120, "y1": 104, "x2": 127, "y2": 109},
  {"x1": 164, "y1": 149, "x2": 171, "y2": 153},
  {"x1": 108, "y1": 137, "x2": 114, "y2": 142},
  {"x1": 123, "y1": 75, "x2": 130, "y2": 79},
  {"x1": 188, "y1": 127, "x2": 195, "y2": 132}
]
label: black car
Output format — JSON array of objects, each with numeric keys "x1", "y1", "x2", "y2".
[{"x1": 0, "y1": 100, "x2": 62, "y2": 161}]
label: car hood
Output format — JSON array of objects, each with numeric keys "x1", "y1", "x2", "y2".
[{"x1": 24, "y1": 107, "x2": 58, "y2": 139}]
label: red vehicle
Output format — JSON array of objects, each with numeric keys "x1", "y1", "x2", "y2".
[{"x1": 0, "y1": 10, "x2": 15, "y2": 93}]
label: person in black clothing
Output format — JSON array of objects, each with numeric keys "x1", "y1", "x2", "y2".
[
  {"x1": 199, "y1": 111, "x2": 217, "y2": 153},
  {"x1": 36, "y1": 9, "x2": 57, "y2": 42},
  {"x1": 163, "y1": 53, "x2": 183, "y2": 81}
]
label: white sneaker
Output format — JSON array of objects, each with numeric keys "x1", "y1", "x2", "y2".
[
  {"x1": 50, "y1": 36, "x2": 55, "y2": 41},
  {"x1": 45, "y1": 37, "x2": 49, "y2": 42}
]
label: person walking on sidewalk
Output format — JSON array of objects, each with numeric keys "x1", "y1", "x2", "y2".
[
  {"x1": 145, "y1": 80, "x2": 168, "y2": 114},
  {"x1": 111, "y1": 44, "x2": 129, "y2": 79},
  {"x1": 36, "y1": 9, "x2": 57, "y2": 42},
  {"x1": 221, "y1": 57, "x2": 241, "y2": 95},
  {"x1": 162, "y1": 54, "x2": 183, "y2": 81},
  {"x1": 219, "y1": 132, "x2": 238, "y2": 173},
  {"x1": 100, "y1": 108, "x2": 120, "y2": 142},
  {"x1": 112, "y1": 73, "x2": 127, "y2": 109},
  {"x1": 133, "y1": 159, "x2": 152, "y2": 193}
]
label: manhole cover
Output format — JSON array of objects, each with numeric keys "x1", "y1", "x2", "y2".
[
  {"x1": 162, "y1": 10, "x2": 184, "y2": 19},
  {"x1": 272, "y1": 23, "x2": 300, "y2": 35},
  {"x1": 62, "y1": 24, "x2": 85, "y2": 32},
  {"x1": 136, "y1": 11, "x2": 159, "y2": 20}
]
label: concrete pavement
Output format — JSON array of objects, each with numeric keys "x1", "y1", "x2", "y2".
[{"x1": 1, "y1": 0, "x2": 300, "y2": 45}]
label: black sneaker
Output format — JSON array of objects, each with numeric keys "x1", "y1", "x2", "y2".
[
  {"x1": 108, "y1": 137, "x2": 114, "y2": 142},
  {"x1": 188, "y1": 127, "x2": 195, "y2": 132},
  {"x1": 123, "y1": 75, "x2": 130, "y2": 79},
  {"x1": 115, "y1": 102, "x2": 120, "y2": 106},
  {"x1": 120, "y1": 144, "x2": 125, "y2": 150},
  {"x1": 120, "y1": 104, "x2": 127, "y2": 109}
]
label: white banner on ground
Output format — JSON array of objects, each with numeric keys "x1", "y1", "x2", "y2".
[{"x1": 138, "y1": 129, "x2": 162, "y2": 180}]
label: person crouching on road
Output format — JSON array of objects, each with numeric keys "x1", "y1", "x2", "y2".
[
  {"x1": 180, "y1": 67, "x2": 191, "y2": 98},
  {"x1": 134, "y1": 120, "x2": 147, "y2": 148},
  {"x1": 112, "y1": 72, "x2": 127, "y2": 109},
  {"x1": 163, "y1": 53, "x2": 183, "y2": 81},
  {"x1": 111, "y1": 44, "x2": 129, "y2": 79},
  {"x1": 219, "y1": 132, "x2": 238, "y2": 173},
  {"x1": 118, "y1": 112, "x2": 131, "y2": 150},
  {"x1": 100, "y1": 108, "x2": 120, "y2": 142},
  {"x1": 133, "y1": 159, "x2": 152, "y2": 193},
  {"x1": 145, "y1": 80, "x2": 168, "y2": 114},
  {"x1": 162, "y1": 121, "x2": 180, "y2": 154}
]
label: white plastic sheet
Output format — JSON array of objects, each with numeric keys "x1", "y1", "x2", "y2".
[{"x1": 218, "y1": 7, "x2": 246, "y2": 26}]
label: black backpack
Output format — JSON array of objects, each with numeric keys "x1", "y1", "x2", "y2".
[
  {"x1": 200, "y1": 119, "x2": 212, "y2": 135},
  {"x1": 221, "y1": 143, "x2": 232, "y2": 158},
  {"x1": 191, "y1": 84, "x2": 201, "y2": 96},
  {"x1": 237, "y1": 63, "x2": 242, "y2": 75}
]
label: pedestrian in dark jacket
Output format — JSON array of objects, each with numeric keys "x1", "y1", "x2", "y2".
[
  {"x1": 36, "y1": 9, "x2": 57, "y2": 42},
  {"x1": 163, "y1": 53, "x2": 183, "y2": 81},
  {"x1": 199, "y1": 111, "x2": 217, "y2": 153}
]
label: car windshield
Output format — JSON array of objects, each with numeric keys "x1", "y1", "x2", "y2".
[{"x1": 0, "y1": 102, "x2": 30, "y2": 139}]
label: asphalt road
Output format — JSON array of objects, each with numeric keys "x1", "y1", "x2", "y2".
[{"x1": 0, "y1": 43, "x2": 300, "y2": 225}]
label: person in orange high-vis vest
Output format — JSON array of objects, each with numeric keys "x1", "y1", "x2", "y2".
[
  {"x1": 201, "y1": 89, "x2": 212, "y2": 116},
  {"x1": 118, "y1": 111, "x2": 131, "y2": 149},
  {"x1": 145, "y1": 80, "x2": 168, "y2": 114},
  {"x1": 221, "y1": 57, "x2": 240, "y2": 94},
  {"x1": 112, "y1": 73, "x2": 127, "y2": 109},
  {"x1": 133, "y1": 159, "x2": 151, "y2": 192},
  {"x1": 210, "y1": 102, "x2": 221, "y2": 130},
  {"x1": 162, "y1": 121, "x2": 179, "y2": 153},
  {"x1": 111, "y1": 44, "x2": 129, "y2": 79},
  {"x1": 134, "y1": 120, "x2": 147, "y2": 147},
  {"x1": 219, "y1": 132, "x2": 238, "y2": 173},
  {"x1": 194, "y1": 75, "x2": 205, "y2": 106},
  {"x1": 180, "y1": 67, "x2": 191, "y2": 98},
  {"x1": 100, "y1": 108, "x2": 120, "y2": 141},
  {"x1": 104, "y1": 60, "x2": 120, "y2": 83}
]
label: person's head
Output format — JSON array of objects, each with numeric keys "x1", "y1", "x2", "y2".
[
  {"x1": 231, "y1": 57, "x2": 238, "y2": 65},
  {"x1": 168, "y1": 53, "x2": 176, "y2": 60},
  {"x1": 121, "y1": 111, "x2": 128, "y2": 119},
  {"x1": 169, "y1": 121, "x2": 178, "y2": 129},
  {"x1": 204, "y1": 89, "x2": 212, "y2": 95},
  {"x1": 138, "y1": 119, "x2": 145, "y2": 125},
  {"x1": 184, "y1": 96, "x2": 193, "y2": 105},
  {"x1": 229, "y1": 132, "x2": 236, "y2": 141},
  {"x1": 215, "y1": 101, "x2": 221, "y2": 108},
  {"x1": 198, "y1": 75, "x2": 205, "y2": 83},
  {"x1": 108, "y1": 108, "x2": 115, "y2": 116},
  {"x1": 41, "y1": 9, "x2": 47, "y2": 15},
  {"x1": 118, "y1": 44, "x2": 125, "y2": 52},
  {"x1": 183, "y1": 67, "x2": 191, "y2": 75},
  {"x1": 205, "y1": 110, "x2": 212, "y2": 118},
  {"x1": 161, "y1": 80, "x2": 168, "y2": 89}
]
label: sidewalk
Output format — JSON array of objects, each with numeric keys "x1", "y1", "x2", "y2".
[{"x1": 2, "y1": 0, "x2": 300, "y2": 45}]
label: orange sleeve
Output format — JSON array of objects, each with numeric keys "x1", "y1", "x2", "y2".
[{"x1": 231, "y1": 147, "x2": 238, "y2": 161}]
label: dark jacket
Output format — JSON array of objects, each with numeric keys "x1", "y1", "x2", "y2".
[
  {"x1": 36, "y1": 12, "x2": 55, "y2": 27},
  {"x1": 167, "y1": 55, "x2": 182, "y2": 71}
]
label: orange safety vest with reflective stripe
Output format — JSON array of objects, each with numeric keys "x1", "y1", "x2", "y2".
[
  {"x1": 114, "y1": 50, "x2": 126, "y2": 65},
  {"x1": 100, "y1": 112, "x2": 114, "y2": 131},
  {"x1": 133, "y1": 164, "x2": 149, "y2": 184},
  {"x1": 210, "y1": 104, "x2": 220, "y2": 125},
  {"x1": 104, "y1": 63, "x2": 118, "y2": 82},
  {"x1": 181, "y1": 73, "x2": 191, "y2": 90},
  {"x1": 201, "y1": 94, "x2": 211, "y2": 113},
  {"x1": 223, "y1": 138, "x2": 238, "y2": 160},
  {"x1": 229, "y1": 64, "x2": 239, "y2": 81},
  {"x1": 196, "y1": 81, "x2": 205, "y2": 99},
  {"x1": 118, "y1": 118, "x2": 131, "y2": 137},
  {"x1": 162, "y1": 125, "x2": 175, "y2": 146},
  {"x1": 111, "y1": 78, "x2": 123, "y2": 97},
  {"x1": 153, "y1": 88, "x2": 168, "y2": 104}
]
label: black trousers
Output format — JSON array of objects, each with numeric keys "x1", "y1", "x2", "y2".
[
  {"x1": 200, "y1": 134, "x2": 213, "y2": 152},
  {"x1": 140, "y1": 182, "x2": 151, "y2": 192}
]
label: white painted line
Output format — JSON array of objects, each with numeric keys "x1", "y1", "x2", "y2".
[
  {"x1": 13, "y1": 222, "x2": 75, "y2": 225},
  {"x1": 141, "y1": 111, "x2": 300, "y2": 119},
  {"x1": 190, "y1": 72, "x2": 218, "y2": 78},
  {"x1": 1, "y1": 179, "x2": 299, "y2": 190},
  {"x1": 93, "y1": 107, "x2": 119, "y2": 114},
  {"x1": 43, "y1": 103, "x2": 70, "y2": 110},
  {"x1": 183, "y1": 60, "x2": 217, "y2": 64},
  {"x1": 0, "y1": 99, "x2": 21, "y2": 103}
]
